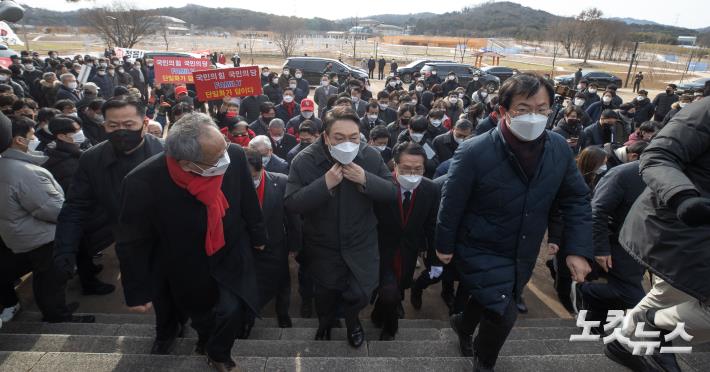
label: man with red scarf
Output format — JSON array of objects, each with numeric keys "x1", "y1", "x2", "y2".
[
  {"x1": 371, "y1": 141, "x2": 440, "y2": 341},
  {"x1": 116, "y1": 113, "x2": 266, "y2": 372}
]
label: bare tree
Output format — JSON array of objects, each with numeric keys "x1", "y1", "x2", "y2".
[
  {"x1": 246, "y1": 28, "x2": 258, "y2": 64},
  {"x1": 157, "y1": 17, "x2": 170, "y2": 51},
  {"x1": 575, "y1": 8, "x2": 603, "y2": 64},
  {"x1": 556, "y1": 19, "x2": 577, "y2": 58},
  {"x1": 272, "y1": 18, "x2": 302, "y2": 59},
  {"x1": 84, "y1": 3, "x2": 154, "y2": 48},
  {"x1": 457, "y1": 33, "x2": 470, "y2": 63},
  {"x1": 351, "y1": 17, "x2": 359, "y2": 60}
]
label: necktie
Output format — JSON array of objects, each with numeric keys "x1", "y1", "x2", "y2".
[{"x1": 403, "y1": 191, "x2": 412, "y2": 220}]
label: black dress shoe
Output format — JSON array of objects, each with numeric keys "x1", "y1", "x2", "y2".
[
  {"x1": 150, "y1": 336, "x2": 177, "y2": 355},
  {"x1": 207, "y1": 356, "x2": 237, "y2": 372},
  {"x1": 516, "y1": 297, "x2": 528, "y2": 314},
  {"x1": 347, "y1": 321, "x2": 365, "y2": 348},
  {"x1": 300, "y1": 300, "x2": 313, "y2": 318},
  {"x1": 473, "y1": 355, "x2": 495, "y2": 372},
  {"x1": 450, "y1": 313, "x2": 473, "y2": 357},
  {"x1": 315, "y1": 326, "x2": 331, "y2": 340},
  {"x1": 277, "y1": 314, "x2": 293, "y2": 328},
  {"x1": 379, "y1": 329, "x2": 395, "y2": 341},
  {"x1": 82, "y1": 280, "x2": 115, "y2": 296},
  {"x1": 410, "y1": 287, "x2": 423, "y2": 310}
]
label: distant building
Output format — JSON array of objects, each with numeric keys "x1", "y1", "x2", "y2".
[
  {"x1": 677, "y1": 36, "x2": 697, "y2": 46},
  {"x1": 152, "y1": 16, "x2": 191, "y2": 36}
]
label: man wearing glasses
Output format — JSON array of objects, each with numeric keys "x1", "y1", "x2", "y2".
[{"x1": 436, "y1": 73, "x2": 593, "y2": 371}]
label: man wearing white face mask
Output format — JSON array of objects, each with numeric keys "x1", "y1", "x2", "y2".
[
  {"x1": 437, "y1": 73, "x2": 593, "y2": 370},
  {"x1": 275, "y1": 88, "x2": 301, "y2": 123},
  {"x1": 286, "y1": 99, "x2": 323, "y2": 138},
  {"x1": 249, "y1": 135, "x2": 289, "y2": 175},
  {"x1": 118, "y1": 113, "x2": 267, "y2": 371},
  {"x1": 267, "y1": 118, "x2": 297, "y2": 161},
  {"x1": 371, "y1": 142, "x2": 440, "y2": 341},
  {"x1": 55, "y1": 73, "x2": 83, "y2": 104},
  {"x1": 285, "y1": 106, "x2": 396, "y2": 348}
]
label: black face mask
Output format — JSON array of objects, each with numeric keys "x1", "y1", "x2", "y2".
[{"x1": 108, "y1": 128, "x2": 143, "y2": 153}]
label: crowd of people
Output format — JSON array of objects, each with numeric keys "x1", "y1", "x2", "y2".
[{"x1": 0, "y1": 48, "x2": 708, "y2": 372}]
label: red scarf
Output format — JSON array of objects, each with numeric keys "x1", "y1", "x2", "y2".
[
  {"x1": 166, "y1": 156, "x2": 230, "y2": 256},
  {"x1": 256, "y1": 169, "x2": 266, "y2": 208},
  {"x1": 283, "y1": 101, "x2": 296, "y2": 118}
]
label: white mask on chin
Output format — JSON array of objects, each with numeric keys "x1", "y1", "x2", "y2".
[{"x1": 507, "y1": 113, "x2": 548, "y2": 142}]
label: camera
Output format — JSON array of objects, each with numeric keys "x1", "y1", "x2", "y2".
[{"x1": 554, "y1": 85, "x2": 578, "y2": 99}]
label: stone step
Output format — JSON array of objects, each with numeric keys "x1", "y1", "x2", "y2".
[
  {"x1": 0, "y1": 351, "x2": 670, "y2": 372},
  {"x1": 13, "y1": 311, "x2": 576, "y2": 328},
  {"x1": 0, "y1": 333, "x2": 618, "y2": 357},
  {"x1": 0, "y1": 321, "x2": 580, "y2": 341}
]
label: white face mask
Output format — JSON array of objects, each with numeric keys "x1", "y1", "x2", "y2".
[
  {"x1": 68, "y1": 82, "x2": 78, "y2": 90},
  {"x1": 480, "y1": 91, "x2": 488, "y2": 98},
  {"x1": 352, "y1": 96, "x2": 360, "y2": 103},
  {"x1": 389, "y1": 81, "x2": 397, "y2": 87},
  {"x1": 321, "y1": 80, "x2": 329, "y2": 86},
  {"x1": 410, "y1": 132, "x2": 424, "y2": 142},
  {"x1": 588, "y1": 89, "x2": 597, "y2": 94},
  {"x1": 595, "y1": 164, "x2": 608, "y2": 174},
  {"x1": 192, "y1": 151, "x2": 230, "y2": 177},
  {"x1": 328, "y1": 140, "x2": 359, "y2": 165},
  {"x1": 397, "y1": 173, "x2": 422, "y2": 191},
  {"x1": 507, "y1": 113, "x2": 548, "y2": 142},
  {"x1": 679, "y1": 102, "x2": 688, "y2": 108},
  {"x1": 302, "y1": 111, "x2": 314, "y2": 119},
  {"x1": 261, "y1": 155, "x2": 271, "y2": 166},
  {"x1": 283, "y1": 95, "x2": 294, "y2": 103},
  {"x1": 602, "y1": 96, "x2": 612, "y2": 103},
  {"x1": 449, "y1": 97, "x2": 458, "y2": 104},
  {"x1": 473, "y1": 76, "x2": 479, "y2": 81},
  {"x1": 289, "y1": 84, "x2": 297, "y2": 89},
  {"x1": 454, "y1": 136, "x2": 464, "y2": 144},
  {"x1": 374, "y1": 145, "x2": 387, "y2": 152},
  {"x1": 271, "y1": 135, "x2": 283, "y2": 142},
  {"x1": 448, "y1": 76, "x2": 455, "y2": 81},
  {"x1": 430, "y1": 119, "x2": 442, "y2": 127},
  {"x1": 272, "y1": 78, "x2": 279, "y2": 85},
  {"x1": 27, "y1": 137, "x2": 40, "y2": 152},
  {"x1": 70, "y1": 129, "x2": 86, "y2": 144},
  {"x1": 24, "y1": 64, "x2": 34, "y2": 71},
  {"x1": 574, "y1": 98, "x2": 585, "y2": 107},
  {"x1": 367, "y1": 114, "x2": 378, "y2": 122},
  {"x1": 262, "y1": 72, "x2": 270, "y2": 77},
  {"x1": 431, "y1": 71, "x2": 437, "y2": 75},
  {"x1": 379, "y1": 103, "x2": 388, "y2": 111},
  {"x1": 295, "y1": 73, "x2": 302, "y2": 79},
  {"x1": 415, "y1": 86, "x2": 424, "y2": 92},
  {"x1": 577, "y1": 84, "x2": 583, "y2": 90},
  {"x1": 283, "y1": 70, "x2": 290, "y2": 76},
  {"x1": 636, "y1": 96, "x2": 645, "y2": 101}
]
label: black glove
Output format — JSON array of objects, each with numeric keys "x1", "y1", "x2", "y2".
[
  {"x1": 676, "y1": 197, "x2": 710, "y2": 227},
  {"x1": 54, "y1": 253, "x2": 77, "y2": 280}
]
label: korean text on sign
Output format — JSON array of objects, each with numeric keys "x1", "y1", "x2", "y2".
[
  {"x1": 153, "y1": 56, "x2": 211, "y2": 84},
  {"x1": 192, "y1": 66, "x2": 263, "y2": 101}
]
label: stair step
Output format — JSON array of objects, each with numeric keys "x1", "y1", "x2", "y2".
[
  {"x1": 0, "y1": 321, "x2": 580, "y2": 341},
  {"x1": 0, "y1": 352, "x2": 646, "y2": 371},
  {"x1": 0, "y1": 333, "x2": 618, "y2": 357},
  {"x1": 13, "y1": 311, "x2": 576, "y2": 328}
]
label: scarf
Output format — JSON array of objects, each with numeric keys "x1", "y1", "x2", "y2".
[
  {"x1": 283, "y1": 101, "x2": 296, "y2": 118},
  {"x1": 256, "y1": 169, "x2": 266, "y2": 208},
  {"x1": 166, "y1": 156, "x2": 230, "y2": 256}
]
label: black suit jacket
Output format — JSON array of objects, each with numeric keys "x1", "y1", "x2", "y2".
[
  {"x1": 271, "y1": 134, "x2": 298, "y2": 160},
  {"x1": 116, "y1": 145, "x2": 267, "y2": 313},
  {"x1": 253, "y1": 171, "x2": 301, "y2": 307},
  {"x1": 432, "y1": 131, "x2": 459, "y2": 163},
  {"x1": 374, "y1": 177, "x2": 439, "y2": 289},
  {"x1": 265, "y1": 154, "x2": 289, "y2": 175}
]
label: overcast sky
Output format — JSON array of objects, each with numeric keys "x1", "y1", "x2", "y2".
[{"x1": 18, "y1": 0, "x2": 709, "y2": 29}]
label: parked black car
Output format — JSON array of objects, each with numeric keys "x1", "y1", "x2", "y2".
[
  {"x1": 421, "y1": 62, "x2": 501, "y2": 92},
  {"x1": 396, "y1": 59, "x2": 454, "y2": 83},
  {"x1": 677, "y1": 77, "x2": 710, "y2": 94},
  {"x1": 481, "y1": 66, "x2": 517, "y2": 84},
  {"x1": 554, "y1": 70, "x2": 622, "y2": 89},
  {"x1": 283, "y1": 57, "x2": 368, "y2": 86}
]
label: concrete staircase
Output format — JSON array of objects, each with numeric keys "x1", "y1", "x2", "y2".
[{"x1": 0, "y1": 312, "x2": 707, "y2": 371}]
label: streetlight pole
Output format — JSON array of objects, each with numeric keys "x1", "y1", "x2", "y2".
[{"x1": 624, "y1": 41, "x2": 639, "y2": 88}]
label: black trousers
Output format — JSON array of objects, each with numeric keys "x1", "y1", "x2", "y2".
[
  {"x1": 275, "y1": 270, "x2": 291, "y2": 317},
  {"x1": 190, "y1": 285, "x2": 247, "y2": 363},
  {"x1": 314, "y1": 273, "x2": 368, "y2": 330},
  {"x1": 459, "y1": 295, "x2": 518, "y2": 368},
  {"x1": 378, "y1": 68, "x2": 385, "y2": 80},
  {"x1": 372, "y1": 269, "x2": 401, "y2": 334},
  {"x1": 579, "y1": 246, "x2": 646, "y2": 323},
  {"x1": 298, "y1": 264, "x2": 315, "y2": 304},
  {"x1": 152, "y1": 278, "x2": 189, "y2": 341},
  {"x1": 0, "y1": 242, "x2": 71, "y2": 320}
]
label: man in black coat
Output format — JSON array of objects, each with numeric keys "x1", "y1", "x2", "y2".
[
  {"x1": 432, "y1": 119, "x2": 473, "y2": 162},
  {"x1": 652, "y1": 84, "x2": 679, "y2": 122},
  {"x1": 239, "y1": 94, "x2": 270, "y2": 124},
  {"x1": 43, "y1": 116, "x2": 114, "y2": 296},
  {"x1": 52, "y1": 97, "x2": 175, "y2": 354},
  {"x1": 55, "y1": 73, "x2": 83, "y2": 104},
  {"x1": 615, "y1": 98, "x2": 710, "y2": 369},
  {"x1": 437, "y1": 74, "x2": 592, "y2": 370},
  {"x1": 248, "y1": 102, "x2": 276, "y2": 137},
  {"x1": 377, "y1": 57, "x2": 386, "y2": 80},
  {"x1": 244, "y1": 148, "x2": 301, "y2": 329},
  {"x1": 359, "y1": 101, "x2": 385, "y2": 140},
  {"x1": 249, "y1": 135, "x2": 289, "y2": 175},
  {"x1": 117, "y1": 113, "x2": 267, "y2": 371},
  {"x1": 367, "y1": 57, "x2": 376, "y2": 79},
  {"x1": 285, "y1": 106, "x2": 396, "y2": 348},
  {"x1": 371, "y1": 142, "x2": 439, "y2": 341},
  {"x1": 266, "y1": 118, "x2": 298, "y2": 160}
]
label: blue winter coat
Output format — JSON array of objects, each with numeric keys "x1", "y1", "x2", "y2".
[{"x1": 436, "y1": 126, "x2": 593, "y2": 315}]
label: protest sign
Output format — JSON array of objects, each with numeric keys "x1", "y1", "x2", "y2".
[
  {"x1": 114, "y1": 47, "x2": 146, "y2": 60},
  {"x1": 192, "y1": 66, "x2": 262, "y2": 101},
  {"x1": 153, "y1": 56, "x2": 211, "y2": 84}
]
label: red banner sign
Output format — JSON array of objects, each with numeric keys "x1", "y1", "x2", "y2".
[
  {"x1": 192, "y1": 66, "x2": 263, "y2": 101},
  {"x1": 153, "y1": 56, "x2": 211, "y2": 84}
]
